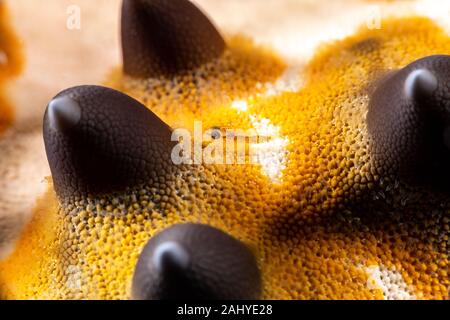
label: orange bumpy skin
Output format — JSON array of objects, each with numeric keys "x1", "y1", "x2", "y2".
[
  {"x1": 1, "y1": 16, "x2": 450, "y2": 300},
  {"x1": 0, "y1": 4, "x2": 22, "y2": 135}
]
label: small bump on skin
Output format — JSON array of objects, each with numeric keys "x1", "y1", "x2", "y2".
[
  {"x1": 132, "y1": 223, "x2": 262, "y2": 300},
  {"x1": 121, "y1": 0, "x2": 226, "y2": 78},
  {"x1": 43, "y1": 85, "x2": 176, "y2": 200},
  {"x1": 367, "y1": 55, "x2": 450, "y2": 188}
]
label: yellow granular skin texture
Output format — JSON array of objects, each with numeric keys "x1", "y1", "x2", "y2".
[
  {"x1": 105, "y1": 35, "x2": 286, "y2": 128},
  {"x1": 0, "y1": 3, "x2": 23, "y2": 135},
  {"x1": 1, "y1": 17, "x2": 449, "y2": 300}
]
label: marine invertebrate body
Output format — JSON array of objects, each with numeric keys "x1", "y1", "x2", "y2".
[{"x1": 0, "y1": 0, "x2": 449, "y2": 300}]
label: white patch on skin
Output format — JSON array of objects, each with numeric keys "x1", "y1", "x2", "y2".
[
  {"x1": 230, "y1": 99, "x2": 289, "y2": 183},
  {"x1": 231, "y1": 99, "x2": 249, "y2": 112},
  {"x1": 248, "y1": 115, "x2": 289, "y2": 183},
  {"x1": 229, "y1": 56, "x2": 304, "y2": 182},
  {"x1": 365, "y1": 265, "x2": 417, "y2": 300},
  {"x1": 230, "y1": 63, "x2": 301, "y2": 183},
  {"x1": 264, "y1": 64, "x2": 305, "y2": 96}
]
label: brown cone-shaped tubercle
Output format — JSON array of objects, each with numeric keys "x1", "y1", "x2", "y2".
[
  {"x1": 132, "y1": 223, "x2": 262, "y2": 300},
  {"x1": 121, "y1": 0, "x2": 226, "y2": 78},
  {"x1": 367, "y1": 55, "x2": 450, "y2": 188},
  {"x1": 43, "y1": 85, "x2": 175, "y2": 200}
]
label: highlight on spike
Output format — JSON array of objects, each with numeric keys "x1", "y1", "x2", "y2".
[{"x1": 0, "y1": 0, "x2": 449, "y2": 309}]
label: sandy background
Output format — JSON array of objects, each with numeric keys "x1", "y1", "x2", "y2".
[{"x1": 0, "y1": 0, "x2": 449, "y2": 257}]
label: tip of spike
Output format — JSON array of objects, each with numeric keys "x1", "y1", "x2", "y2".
[
  {"x1": 153, "y1": 241, "x2": 190, "y2": 272},
  {"x1": 46, "y1": 96, "x2": 81, "y2": 132},
  {"x1": 404, "y1": 68, "x2": 438, "y2": 102}
]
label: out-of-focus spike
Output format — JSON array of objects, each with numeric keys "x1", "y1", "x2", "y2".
[{"x1": 121, "y1": 0, "x2": 226, "y2": 78}]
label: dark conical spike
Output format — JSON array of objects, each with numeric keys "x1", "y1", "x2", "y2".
[
  {"x1": 43, "y1": 85, "x2": 175, "y2": 200},
  {"x1": 367, "y1": 55, "x2": 450, "y2": 188},
  {"x1": 132, "y1": 223, "x2": 262, "y2": 300},
  {"x1": 121, "y1": 0, "x2": 226, "y2": 78}
]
